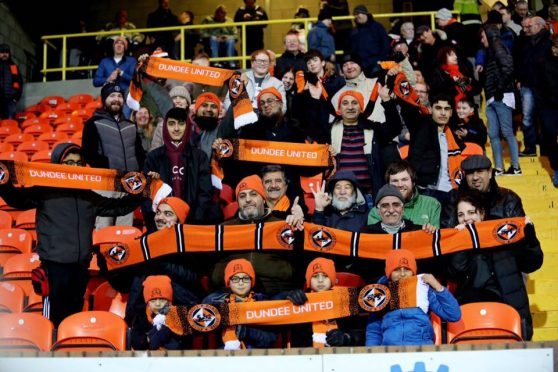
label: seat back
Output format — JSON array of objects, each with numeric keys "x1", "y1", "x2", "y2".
[
  {"x1": 30, "y1": 150, "x2": 53, "y2": 163},
  {"x1": 55, "y1": 122, "x2": 84, "y2": 136},
  {"x1": 4, "y1": 133, "x2": 33, "y2": 147},
  {"x1": 0, "y1": 126, "x2": 20, "y2": 140},
  {"x1": 15, "y1": 112, "x2": 36, "y2": 122},
  {"x1": 38, "y1": 110, "x2": 60, "y2": 124},
  {"x1": 38, "y1": 131, "x2": 69, "y2": 146},
  {"x1": 0, "y1": 143, "x2": 14, "y2": 153},
  {"x1": 0, "y1": 151, "x2": 28, "y2": 162},
  {"x1": 220, "y1": 183, "x2": 234, "y2": 204},
  {"x1": 14, "y1": 209, "x2": 36, "y2": 230},
  {"x1": 335, "y1": 272, "x2": 365, "y2": 288},
  {"x1": 92, "y1": 226, "x2": 143, "y2": 246},
  {"x1": 2, "y1": 253, "x2": 40, "y2": 278},
  {"x1": 40, "y1": 95, "x2": 65, "y2": 109},
  {"x1": 0, "y1": 313, "x2": 54, "y2": 351},
  {"x1": 53, "y1": 115, "x2": 83, "y2": 128},
  {"x1": 54, "y1": 102, "x2": 80, "y2": 116},
  {"x1": 462, "y1": 142, "x2": 484, "y2": 158},
  {"x1": 447, "y1": 302, "x2": 523, "y2": 344},
  {"x1": 0, "y1": 119, "x2": 19, "y2": 128},
  {"x1": 52, "y1": 311, "x2": 127, "y2": 351},
  {"x1": 0, "y1": 229, "x2": 34, "y2": 268},
  {"x1": 431, "y1": 313, "x2": 442, "y2": 346},
  {"x1": 16, "y1": 140, "x2": 50, "y2": 157},
  {"x1": 21, "y1": 117, "x2": 49, "y2": 130},
  {"x1": 23, "y1": 124, "x2": 53, "y2": 138},
  {"x1": 91, "y1": 281, "x2": 128, "y2": 318},
  {"x1": 0, "y1": 210, "x2": 13, "y2": 230},
  {"x1": 0, "y1": 282, "x2": 25, "y2": 313},
  {"x1": 68, "y1": 94, "x2": 94, "y2": 107}
]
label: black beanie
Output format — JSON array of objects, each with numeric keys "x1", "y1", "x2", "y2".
[{"x1": 101, "y1": 82, "x2": 124, "y2": 103}]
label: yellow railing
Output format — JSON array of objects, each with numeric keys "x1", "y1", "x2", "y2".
[{"x1": 41, "y1": 11, "x2": 446, "y2": 82}]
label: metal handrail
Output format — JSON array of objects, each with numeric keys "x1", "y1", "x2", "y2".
[{"x1": 40, "y1": 11, "x2": 446, "y2": 82}]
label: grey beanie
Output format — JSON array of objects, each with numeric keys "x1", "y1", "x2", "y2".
[
  {"x1": 169, "y1": 85, "x2": 191, "y2": 105},
  {"x1": 375, "y1": 184, "x2": 404, "y2": 206}
]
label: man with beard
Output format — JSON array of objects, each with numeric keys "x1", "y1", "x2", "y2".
[
  {"x1": 190, "y1": 92, "x2": 222, "y2": 159},
  {"x1": 144, "y1": 107, "x2": 216, "y2": 226},
  {"x1": 368, "y1": 161, "x2": 441, "y2": 227},
  {"x1": 310, "y1": 170, "x2": 368, "y2": 232},
  {"x1": 82, "y1": 82, "x2": 145, "y2": 228},
  {"x1": 211, "y1": 174, "x2": 303, "y2": 295},
  {"x1": 153, "y1": 196, "x2": 190, "y2": 230}
]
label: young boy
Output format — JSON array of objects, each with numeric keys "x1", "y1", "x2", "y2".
[
  {"x1": 452, "y1": 97, "x2": 487, "y2": 149},
  {"x1": 365, "y1": 249, "x2": 461, "y2": 346},
  {"x1": 203, "y1": 259, "x2": 277, "y2": 350}
]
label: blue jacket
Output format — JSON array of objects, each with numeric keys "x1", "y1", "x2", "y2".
[
  {"x1": 345, "y1": 16, "x2": 390, "y2": 73},
  {"x1": 365, "y1": 276, "x2": 461, "y2": 346},
  {"x1": 93, "y1": 55, "x2": 137, "y2": 92},
  {"x1": 307, "y1": 22, "x2": 335, "y2": 61}
]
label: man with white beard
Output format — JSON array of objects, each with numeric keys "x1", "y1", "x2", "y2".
[{"x1": 310, "y1": 170, "x2": 369, "y2": 232}]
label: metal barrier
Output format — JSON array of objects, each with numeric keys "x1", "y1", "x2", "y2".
[{"x1": 41, "y1": 11, "x2": 445, "y2": 82}]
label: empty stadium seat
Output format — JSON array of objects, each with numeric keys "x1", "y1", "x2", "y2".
[
  {"x1": 73, "y1": 108, "x2": 94, "y2": 120},
  {"x1": 38, "y1": 131, "x2": 68, "y2": 147},
  {"x1": 23, "y1": 104, "x2": 45, "y2": 116},
  {"x1": 90, "y1": 281, "x2": 128, "y2": 318},
  {"x1": 56, "y1": 122, "x2": 83, "y2": 136},
  {"x1": 0, "y1": 210, "x2": 13, "y2": 230},
  {"x1": 68, "y1": 94, "x2": 94, "y2": 107},
  {"x1": 0, "y1": 143, "x2": 14, "y2": 153},
  {"x1": 0, "y1": 126, "x2": 20, "y2": 140},
  {"x1": 53, "y1": 115, "x2": 83, "y2": 128},
  {"x1": 462, "y1": 142, "x2": 484, "y2": 158},
  {"x1": 447, "y1": 302, "x2": 523, "y2": 344},
  {"x1": 17, "y1": 140, "x2": 50, "y2": 157},
  {"x1": 92, "y1": 225, "x2": 142, "y2": 247},
  {"x1": 21, "y1": 117, "x2": 49, "y2": 130},
  {"x1": 14, "y1": 209, "x2": 36, "y2": 241},
  {"x1": 5, "y1": 133, "x2": 33, "y2": 147},
  {"x1": 51, "y1": 311, "x2": 127, "y2": 351},
  {"x1": 38, "y1": 110, "x2": 60, "y2": 124},
  {"x1": 24, "y1": 291, "x2": 43, "y2": 313},
  {"x1": 84, "y1": 100, "x2": 102, "y2": 110},
  {"x1": 0, "y1": 312, "x2": 54, "y2": 351},
  {"x1": 23, "y1": 124, "x2": 53, "y2": 138},
  {"x1": 0, "y1": 119, "x2": 18, "y2": 128},
  {"x1": 335, "y1": 272, "x2": 365, "y2": 288},
  {"x1": 0, "y1": 282, "x2": 25, "y2": 313},
  {"x1": 1, "y1": 253, "x2": 41, "y2": 296},
  {"x1": 54, "y1": 102, "x2": 80, "y2": 116},
  {"x1": 40, "y1": 95, "x2": 65, "y2": 109},
  {"x1": 0, "y1": 151, "x2": 29, "y2": 162},
  {"x1": 30, "y1": 150, "x2": 52, "y2": 163},
  {"x1": 431, "y1": 313, "x2": 442, "y2": 346},
  {"x1": 0, "y1": 228, "x2": 34, "y2": 268},
  {"x1": 14, "y1": 112, "x2": 36, "y2": 122}
]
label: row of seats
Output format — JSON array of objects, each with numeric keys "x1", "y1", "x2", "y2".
[{"x1": 0, "y1": 301, "x2": 524, "y2": 352}]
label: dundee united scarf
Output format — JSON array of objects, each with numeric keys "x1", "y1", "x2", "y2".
[{"x1": 388, "y1": 275, "x2": 429, "y2": 313}]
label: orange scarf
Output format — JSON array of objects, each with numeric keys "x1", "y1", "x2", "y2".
[
  {"x1": 146, "y1": 305, "x2": 192, "y2": 337},
  {"x1": 443, "y1": 126, "x2": 464, "y2": 189},
  {"x1": 441, "y1": 64, "x2": 472, "y2": 106},
  {"x1": 272, "y1": 195, "x2": 291, "y2": 212},
  {"x1": 389, "y1": 275, "x2": 429, "y2": 313},
  {"x1": 312, "y1": 319, "x2": 338, "y2": 348},
  {"x1": 222, "y1": 293, "x2": 255, "y2": 350}
]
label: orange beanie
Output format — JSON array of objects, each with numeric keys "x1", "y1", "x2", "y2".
[
  {"x1": 385, "y1": 249, "x2": 417, "y2": 277},
  {"x1": 143, "y1": 275, "x2": 173, "y2": 303},
  {"x1": 336, "y1": 90, "x2": 365, "y2": 115},
  {"x1": 224, "y1": 258, "x2": 256, "y2": 287},
  {"x1": 257, "y1": 87, "x2": 283, "y2": 108},
  {"x1": 235, "y1": 174, "x2": 266, "y2": 200},
  {"x1": 158, "y1": 197, "x2": 190, "y2": 223},
  {"x1": 306, "y1": 257, "x2": 337, "y2": 288},
  {"x1": 194, "y1": 92, "x2": 222, "y2": 113}
]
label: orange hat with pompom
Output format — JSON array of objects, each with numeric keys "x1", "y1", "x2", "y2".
[{"x1": 305, "y1": 257, "x2": 337, "y2": 288}]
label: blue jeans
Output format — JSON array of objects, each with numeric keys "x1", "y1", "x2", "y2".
[
  {"x1": 209, "y1": 36, "x2": 236, "y2": 63},
  {"x1": 520, "y1": 86, "x2": 537, "y2": 150},
  {"x1": 486, "y1": 100, "x2": 519, "y2": 169}
]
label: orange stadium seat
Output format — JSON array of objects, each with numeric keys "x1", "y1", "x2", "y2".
[
  {"x1": 24, "y1": 291, "x2": 43, "y2": 313},
  {"x1": 68, "y1": 93, "x2": 94, "y2": 107},
  {"x1": 30, "y1": 150, "x2": 52, "y2": 163},
  {"x1": 335, "y1": 272, "x2": 366, "y2": 288},
  {"x1": 447, "y1": 302, "x2": 523, "y2": 344},
  {"x1": 40, "y1": 95, "x2": 65, "y2": 110},
  {"x1": 431, "y1": 313, "x2": 443, "y2": 346},
  {"x1": 53, "y1": 114, "x2": 83, "y2": 128},
  {"x1": 14, "y1": 112, "x2": 35, "y2": 122},
  {"x1": 0, "y1": 126, "x2": 20, "y2": 140},
  {"x1": 462, "y1": 142, "x2": 484, "y2": 158},
  {"x1": 14, "y1": 209, "x2": 37, "y2": 242},
  {"x1": 54, "y1": 102, "x2": 80, "y2": 116},
  {"x1": 38, "y1": 110, "x2": 60, "y2": 124},
  {"x1": 38, "y1": 131, "x2": 68, "y2": 147},
  {"x1": 0, "y1": 282, "x2": 25, "y2": 313},
  {"x1": 91, "y1": 281, "x2": 128, "y2": 318},
  {"x1": 23, "y1": 104, "x2": 46, "y2": 116},
  {"x1": 0, "y1": 210, "x2": 14, "y2": 230},
  {"x1": 5, "y1": 133, "x2": 33, "y2": 147},
  {"x1": 73, "y1": 108, "x2": 94, "y2": 120},
  {"x1": 17, "y1": 140, "x2": 49, "y2": 157},
  {"x1": 56, "y1": 121, "x2": 84, "y2": 136},
  {"x1": 72, "y1": 131, "x2": 83, "y2": 141},
  {"x1": 93, "y1": 225, "x2": 142, "y2": 248},
  {"x1": 0, "y1": 229, "x2": 34, "y2": 269},
  {"x1": 21, "y1": 117, "x2": 49, "y2": 130},
  {"x1": 0, "y1": 119, "x2": 18, "y2": 128},
  {"x1": 24, "y1": 124, "x2": 53, "y2": 138},
  {"x1": 0, "y1": 151, "x2": 29, "y2": 162},
  {"x1": 220, "y1": 183, "x2": 235, "y2": 204},
  {"x1": 52, "y1": 311, "x2": 128, "y2": 351},
  {"x1": 222, "y1": 202, "x2": 238, "y2": 220},
  {"x1": 0, "y1": 143, "x2": 13, "y2": 153},
  {"x1": 85, "y1": 100, "x2": 102, "y2": 110},
  {"x1": 1, "y1": 253, "x2": 41, "y2": 296},
  {"x1": 0, "y1": 312, "x2": 54, "y2": 351}
]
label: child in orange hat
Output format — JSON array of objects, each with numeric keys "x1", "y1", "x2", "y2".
[
  {"x1": 203, "y1": 258, "x2": 277, "y2": 350},
  {"x1": 365, "y1": 249, "x2": 461, "y2": 346}
]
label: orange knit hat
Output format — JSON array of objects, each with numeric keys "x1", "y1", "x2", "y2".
[
  {"x1": 257, "y1": 87, "x2": 283, "y2": 108},
  {"x1": 235, "y1": 174, "x2": 266, "y2": 200},
  {"x1": 385, "y1": 249, "x2": 417, "y2": 277},
  {"x1": 194, "y1": 92, "x2": 222, "y2": 113},
  {"x1": 336, "y1": 90, "x2": 365, "y2": 115},
  {"x1": 306, "y1": 257, "x2": 337, "y2": 288},
  {"x1": 224, "y1": 258, "x2": 256, "y2": 287},
  {"x1": 158, "y1": 197, "x2": 190, "y2": 223},
  {"x1": 143, "y1": 275, "x2": 173, "y2": 302}
]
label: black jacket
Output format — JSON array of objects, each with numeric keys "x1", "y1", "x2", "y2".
[
  {"x1": 514, "y1": 29, "x2": 552, "y2": 89},
  {"x1": 275, "y1": 51, "x2": 307, "y2": 77},
  {"x1": 144, "y1": 144, "x2": 216, "y2": 224},
  {"x1": 451, "y1": 114, "x2": 487, "y2": 149},
  {"x1": 482, "y1": 26, "x2": 515, "y2": 100}
]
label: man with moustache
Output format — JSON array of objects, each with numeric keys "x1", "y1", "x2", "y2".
[
  {"x1": 82, "y1": 82, "x2": 145, "y2": 227},
  {"x1": 190, "y1": 92, "x2": 223, "y2": 159}
]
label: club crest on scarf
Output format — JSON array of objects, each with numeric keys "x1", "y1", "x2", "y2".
[
  {"x1": 105, "y1": 244, "x2": 129, "y2": 264},
  {"x1": 358, "y1": 284, "x2": 391, "y2": 312},
  {"x1": 120, "y1": 172, "x2": 147, "y2": 194},
  {"x1": 453, "y1": 168, "x2": 463, "y2": 186},
  {"x1": 187, "y1": 304, "x2": 221, "y2": 332},
  {"x1": 216, "y1": 139, "x2": 233, "y2": 159},
  {"x1": 0, "y1": 162, "x2": 9, "y2": 185},
  {"x1": 277, "y1": 224, "x2": 295, "y2": 248},
  {"x1": 308, "y1": 227, "x2": 336, "y2": 251},
  {"x1": 493, "y1": 222, "x2": 520, "y2": 243},
  {"x1": 228, "y1": 74, "x2": 244, "y2": 100}
]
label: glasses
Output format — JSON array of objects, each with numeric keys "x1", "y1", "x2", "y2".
[
  {"x1": 230, "y1": 276, "x2": 251, "y2": 284},
  {"x1": 62, "y1": 160, "x2": 84, "y2": 166},
  {"x1": 253, "y1": 59, "x2": 270, "y2": 65},
  {"x1": 260, "y1": 98, "x2": 280, "y2": 106}
]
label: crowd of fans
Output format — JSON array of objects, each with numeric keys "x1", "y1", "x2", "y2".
[{"x1": 0, "y1": 0, "x2": 554, "y2": 350}]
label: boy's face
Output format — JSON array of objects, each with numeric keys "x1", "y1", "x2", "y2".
[
  {"x1": 457, "y1": 101, "x2": 474, "y2": 119},
  {"x1": 148, "y1": 298, "x2": 169, "y2": 314},
  {"x1": 390, "y1": 267, "x2": 413, "y2": 282},
  {"x1": 229, "y1": 273, "x2": 252, "y2": 297},
  {"x1": 310, "y1": 272, "x2": 332, "y2": 292}
]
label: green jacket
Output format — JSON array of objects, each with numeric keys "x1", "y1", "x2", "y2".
[{"x1": 367, "y1": 190, "x2": 441, "y2": 228}]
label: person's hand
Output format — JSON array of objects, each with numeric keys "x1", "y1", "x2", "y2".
[
  {"x1": 378, "y1": 84, "x2": 391, "y2": 102},
  {"x1": 455, "y1": 128, "x2": 467, "y2": 139},
  {"x1": 310, "y1": 180, "x2": 332, "y2": 212},
  {"x1": 108, "y1": 70, "x2": 119, "y2": 82},
  {"x1": 387, "y1": 66, "x2": 400, "y2": 76},
  {"x1": 286, "y1": 197, "x2": 305, "y2": 230},
  {"x1": 243, "y1": 13, "x2": 252, "y2": 20},
  {"x1": 240, "y1": 72, "x2": 249, "y2": 86},
  {"x1": 286, "y1": 289, "x2": 308, "y2": 305},
  {"x1": 138, "y1": 53, "x2": 150, "y2": 63},
  {"x1": 328, "y1": 145, "x2": 337, "y2": 157},
  {"x1": 147, "y1": 171, "x2": 160, "y2": 179},
  {"x1": 421, "y1": 273, "x2": 444, "y2": 292},
  {"x1": 404, "y1": 132, "x2": 411, "y2": 141},
  {"x1": 422, "y1": 223, "x2": 437, "y2": 234},
  {"x1": 475, "y1": 65, "x2": 483, "y2": 73},
  {"x1": 325, "y1": 329, "x2": 352, "y2": 346},
  {"x1": 290, "y1": 196, "x2": 304, "y2": 218},
  {"x1": 454, "y1": 223, "x2": 466, "y2": 231}
]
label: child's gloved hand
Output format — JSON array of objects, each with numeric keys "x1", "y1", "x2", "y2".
[
  {"x1": 286, "y1": 289, "x2": 308, "y2": 305},
  {"x1": 325, "y1": 329, "x2": 352, "y2": 346},
  {"x1": 153, "y1": 313, "x2": 166, "y2": 331}
]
